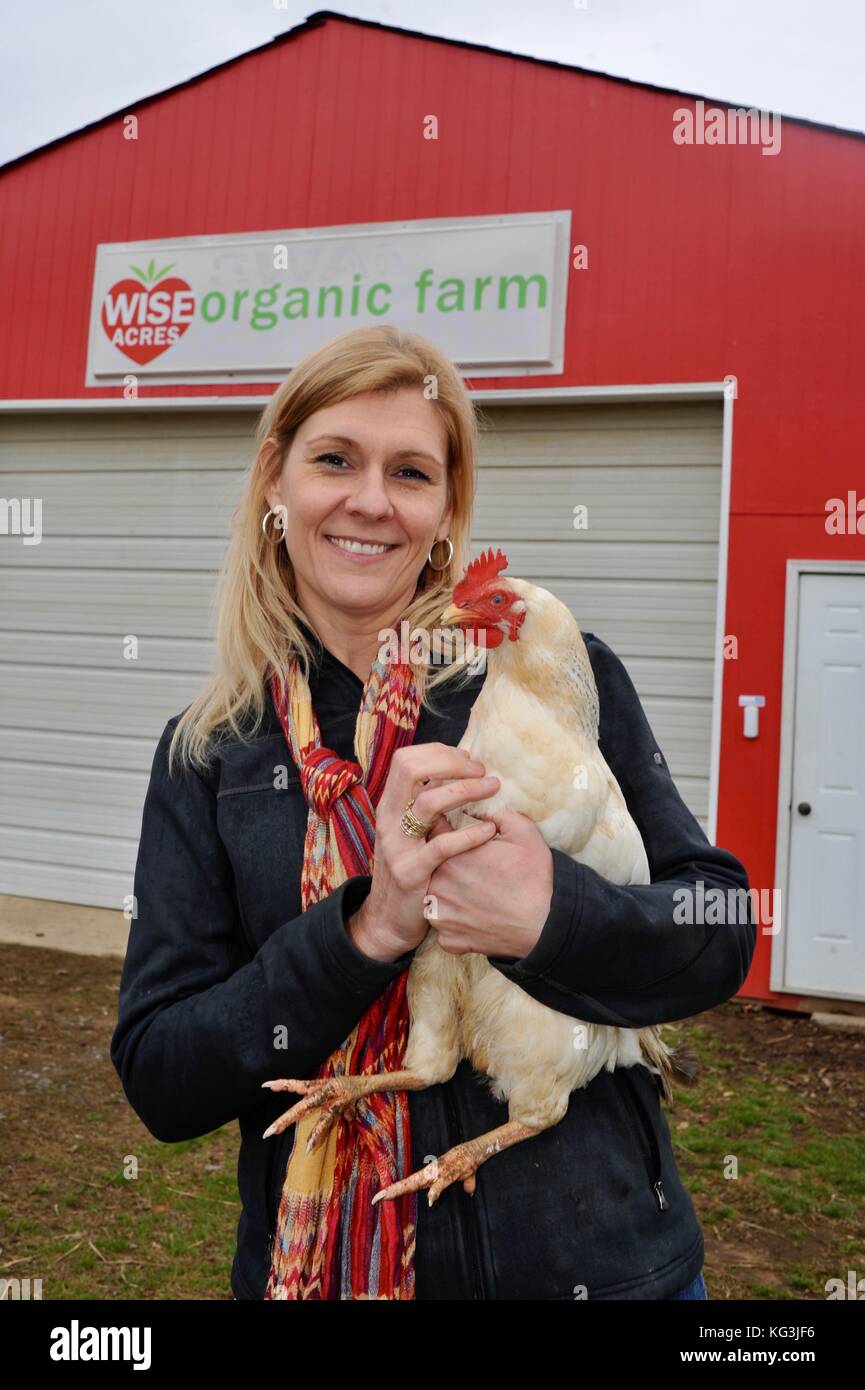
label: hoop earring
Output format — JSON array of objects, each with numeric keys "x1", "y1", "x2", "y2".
[
  {"x1": 262, "y1": 508, "x2": 287, "y2": 543},
  {"x1": 427, "y1": 536, "x2": 454, "y2": 571}
]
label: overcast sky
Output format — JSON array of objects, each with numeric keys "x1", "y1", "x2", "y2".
[{"x1": 2, "y1": 0, "x2": 863, "y2": 168}]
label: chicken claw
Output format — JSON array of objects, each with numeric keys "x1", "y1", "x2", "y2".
[
  {"x1": 261, "y1": 1076, "x2": 362, "y2": 1150},
  {"x1": 261, "y1": 1069, "x2": 429, "y2": 1153},
  {"x1": 372, "y1": 1120, "x2": 539, "y2": 1207}
]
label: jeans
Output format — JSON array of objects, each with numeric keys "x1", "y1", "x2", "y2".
[{"x1": 667, "y1": 1270, "x2": 708, "y2": 1300}]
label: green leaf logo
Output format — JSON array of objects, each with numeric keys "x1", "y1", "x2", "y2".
[{"x1": 129, "y1": 260, "x2": 177, "y2": 284}]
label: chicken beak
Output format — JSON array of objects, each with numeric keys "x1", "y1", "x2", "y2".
[{"x1": 439, "y1": 601, "x2": 474, "y2": 628}]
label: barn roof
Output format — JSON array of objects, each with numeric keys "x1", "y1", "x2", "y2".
[{"x1": 2, "y1": 7, "x2": 862, "y2": 175}]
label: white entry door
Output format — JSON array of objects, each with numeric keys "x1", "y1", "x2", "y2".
[{"x1": 784, "y1": 571, "x2": 865, "y2": 999}]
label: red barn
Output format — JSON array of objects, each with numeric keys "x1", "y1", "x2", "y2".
[{"x1": 0, "y1": 11, "x2": 863, "y2": 1013}]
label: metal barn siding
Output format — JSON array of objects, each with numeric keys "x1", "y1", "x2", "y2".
[{"x1": 1, "y1": 12, "x2": 864, "y2": 1006}]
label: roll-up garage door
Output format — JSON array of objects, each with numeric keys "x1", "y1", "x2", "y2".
[
  {"x1": 0, "y1": 410, "x2": 254, "y2": 908},
  {"x1": 473, "y1": 400, "x2": 723, "y2": 825},
  {"x1": 0, "y1": 399, "x2": 722, "y2": 908}
]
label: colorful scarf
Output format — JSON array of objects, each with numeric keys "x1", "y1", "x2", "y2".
[{"x1": 263, "y1": 642, "x2": 423, "y2": 1300}]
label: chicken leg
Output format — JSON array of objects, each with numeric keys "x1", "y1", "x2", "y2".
[
  {"x1": 372, "y1": 1119, "x2": 540, "y2": 1206},
  {"x1": 262, "y1": 1069, "x2": 430, "y2": 1153},
  {"x1": 262, "y1": 1074, "x2": 540, "y2": 1205}
]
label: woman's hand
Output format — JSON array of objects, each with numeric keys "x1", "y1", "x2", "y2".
[
  {"x1": 424, "y1": 808, "x2": 554, "y2": 959},
  {"x1": 347, "y1": 743, "x2": 502, "y2": 961}
]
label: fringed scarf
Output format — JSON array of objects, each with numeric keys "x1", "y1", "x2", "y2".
[{"x1": 263, "y1": 642, "x2": 423, "y2": 1300}]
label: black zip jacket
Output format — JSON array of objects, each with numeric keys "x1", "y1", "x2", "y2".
[{"x1": 110, "y1": 630, "x2": 756, "y2": 1300}]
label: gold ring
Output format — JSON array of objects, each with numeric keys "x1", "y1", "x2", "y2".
[{"x1": 399, "y1": 797, "x2": 431, "y2": 839}]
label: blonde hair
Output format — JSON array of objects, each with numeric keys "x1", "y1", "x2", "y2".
[{"x1": 169, "y1": 323, "x2": 486, "y2": 773}]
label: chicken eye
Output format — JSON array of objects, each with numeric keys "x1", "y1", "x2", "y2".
[{"x1": 490, "y1": 593, "x2": 504, "y2": 605}]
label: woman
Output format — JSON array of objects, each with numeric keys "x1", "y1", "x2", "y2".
[{"x1": 111, "y1": 324, "x2": 754, "y2": 1300}]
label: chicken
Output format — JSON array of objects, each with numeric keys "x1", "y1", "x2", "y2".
[{"x1": 262, "y1": 547, "x2": 692, "y2": 1205}]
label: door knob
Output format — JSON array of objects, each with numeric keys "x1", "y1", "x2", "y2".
[{"x1": 797, "y1": 802, "x2": 812, "y2": 815}]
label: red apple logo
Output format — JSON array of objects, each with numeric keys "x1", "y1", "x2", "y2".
[{"x1": 101, "y1": 259, "x2": 195, "y2": 365}]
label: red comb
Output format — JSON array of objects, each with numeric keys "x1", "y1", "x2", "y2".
[{"x1": 453, "y1": 547, "x2": 509, "y2": 604}]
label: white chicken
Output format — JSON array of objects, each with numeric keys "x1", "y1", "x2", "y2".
[{"x1": 263, "y1": 548, "x2": 688, "y2": 1206}]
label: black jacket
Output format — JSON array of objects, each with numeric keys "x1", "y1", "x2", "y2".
[{"x1": 110, "y1": 630, "x2": 756, "y2": 1300}]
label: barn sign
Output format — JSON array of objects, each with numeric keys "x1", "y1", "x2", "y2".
[{"x1": 85, "y1": 211, "x2": 571, "y2": 386}]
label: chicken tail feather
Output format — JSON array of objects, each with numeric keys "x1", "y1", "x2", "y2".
[
  {"x1": 651, "y1": 1048, "x2": 702, "y2": 1106},
  {"x1": 638, "y1": 1030, "x2": 701, "y2": 1107}
]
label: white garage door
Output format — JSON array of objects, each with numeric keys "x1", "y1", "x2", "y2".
[
  {"x1": 0, "y1": 409, "x2": 252, "y2": 908},
  {"x1": 0, "y1": 399, "x2": 722, "y2": 909},
  {"x1": 476, "y1": 401, "x2": 723, "y2": 826}
]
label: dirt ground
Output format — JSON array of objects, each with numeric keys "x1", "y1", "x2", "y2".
[
  {"x1": 1, "y1": 942, "x2": 863, "y2": 1300},
  {"x1": 680, "y1": 999, "x2": 864, "y2": 1297}
]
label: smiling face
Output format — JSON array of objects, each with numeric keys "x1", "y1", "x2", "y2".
[{"x1": 265, "y1": 387, "x2": 452, "y2": 632}]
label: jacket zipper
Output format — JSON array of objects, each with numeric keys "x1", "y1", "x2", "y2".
[
  {"x1": 444, "y1": 1079, "x2": 485, "y2": 1299},
  {"x1": 618, "y1": 1069, "x2": 669, "y2": 1213}
]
